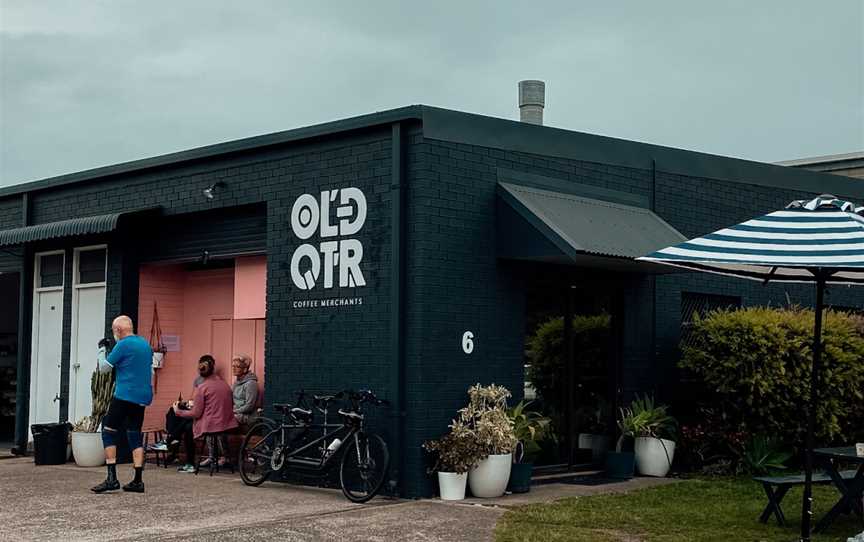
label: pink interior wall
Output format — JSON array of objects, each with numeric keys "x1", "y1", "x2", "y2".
[
  {"x1": 234, "y1": 256, "x2": 267, "y2": 319},
  {"x1": 138, "y1": 266, "x2": 186, "y2": 430},
  {"x1": 138, "y1": 262, "x2": 266, "y2": 430}
]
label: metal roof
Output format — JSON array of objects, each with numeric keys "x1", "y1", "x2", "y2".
[
  {"x1": 2, "y1": 106, "x2": 862, "y2": 201},
  {"x1": 776, "y1": 151, "x2": 864, "y2": 168},
  {"x1": 1, "y1": 212, "x2": 126, "y2": 246},
  {"x1": 497, "y1": 182, "x2": 686, "y2": 270}
]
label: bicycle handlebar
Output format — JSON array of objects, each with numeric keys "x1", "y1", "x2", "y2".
[{"x1": 291, "y1": 389, "x2": 389, "y2": 410}]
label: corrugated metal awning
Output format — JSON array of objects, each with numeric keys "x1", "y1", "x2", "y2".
[
  {"x1": 0, "y1": 210, "x2": 150, "y2": 247},
  {"x1": 497, "y1": 182, "x2": 686, "y2": 272}
]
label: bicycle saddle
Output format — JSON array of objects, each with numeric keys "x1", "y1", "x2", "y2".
[{"x1": 313, "y1": 394, "x2": 337, "y2": 403}]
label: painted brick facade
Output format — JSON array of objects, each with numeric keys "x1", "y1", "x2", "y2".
[{"x1": 3, "y1": 106, "x2": 864, "y2": 497}]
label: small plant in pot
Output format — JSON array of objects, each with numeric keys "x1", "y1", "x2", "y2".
[
  {"x1": 606, "y1": 402, "x2": 638, "y2": 479},
  {"x1": 71, "y1": 368, "x2": 114, "y2": 467},
  {"x1": 628, "y1": 394, "x2": 677, "y2": 477},
  {"x1": 423, "y1": 425, "x2": 482, "y2": 501},
  {"x1": 457, "y1": 383, "x2": 518, "y2": 498},
  {"x1": 506, "y1": 400, "x2": 552, "y2": 493}
]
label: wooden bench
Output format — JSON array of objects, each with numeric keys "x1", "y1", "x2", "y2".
[{"x1": 754, "y1": 471, "x2": 859, "y2": 525}]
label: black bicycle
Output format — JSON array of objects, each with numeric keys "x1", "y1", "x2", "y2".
[{"x1": 238, "y1": 389, "x2": 390, "y2": 503}]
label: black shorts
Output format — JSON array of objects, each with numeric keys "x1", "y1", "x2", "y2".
[{"x1": 103, "y1": 398, "x2": 146, "y2": 432}]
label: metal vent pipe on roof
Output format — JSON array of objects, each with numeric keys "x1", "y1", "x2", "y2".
[{"x1": 518, "y1": 80, "x2": 545, "y2": 125}]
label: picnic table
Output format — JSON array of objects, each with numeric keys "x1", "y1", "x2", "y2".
[{"x1": 813, "y1": 447, "x2": 864, "y2": 533}]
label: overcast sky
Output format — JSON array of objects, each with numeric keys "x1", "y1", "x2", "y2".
[{"x1": 1, "y1": 1, "x2": 862, "y2": 188}]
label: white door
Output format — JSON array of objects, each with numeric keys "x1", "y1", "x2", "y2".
[
  {"x1": 69, "y1": 247, "x2": 107, "y2": 424},
  {"x1": 29, "y1": 252, "x2": 65, "y2": 430}
]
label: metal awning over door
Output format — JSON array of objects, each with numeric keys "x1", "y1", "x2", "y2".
[
  {"x1": 497, "y1": 182, "x2": 686, "y2": 273},
  {"x1": 0, "y1": 211, "x2": 152, "y2": 247}
]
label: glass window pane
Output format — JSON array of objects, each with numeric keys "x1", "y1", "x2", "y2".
[
  {"x1": 39, "y1": 254, "x2": 64, "y2": 288},
  {"x1": 78, "y1": 249, "x2": 106, "y2": 284}
]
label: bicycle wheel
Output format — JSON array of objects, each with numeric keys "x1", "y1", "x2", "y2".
[
  {"x1": 239, "y1": 422, "x2": 279, "y2": 486},
  {"x1": 339, "y1": 432, "x2": 390, "y2": 503}
]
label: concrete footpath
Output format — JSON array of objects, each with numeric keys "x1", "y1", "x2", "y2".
[
  {"x1": 0, "y1": 457, "x2": 675, "y2": 541},
  {"x1": 0, "y1": 457, "x2": 502, "y2": 542}
]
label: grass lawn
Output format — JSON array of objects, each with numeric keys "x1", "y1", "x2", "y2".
[{"x1": 496, "y1": 477, "x2": 862, "y2": 542}]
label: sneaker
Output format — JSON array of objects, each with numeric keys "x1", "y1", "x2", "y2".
[
  {"x1": 149, "y1": 441, "x2": 168, "y2": 452},
  {"x1": 122, "y1": 480, "x2": 145, "y2": 493},
  {"x1": 198, "y1": 457, "x2": 213, "y2": 468},
  {"x1": 177, "y1": 464, "x2": 196, "y2": 473},
  {"x1": 91, "y1": 479, "x2": 120, "y2": 493}
]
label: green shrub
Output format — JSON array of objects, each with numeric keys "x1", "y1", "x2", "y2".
[{"x1": 680, "y1": 306, "x2": 864, "y2": 445}]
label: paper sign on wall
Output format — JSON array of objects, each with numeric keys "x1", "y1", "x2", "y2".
[{"x1": 162, "y1": 335, "x2": 181, "y2": 353}]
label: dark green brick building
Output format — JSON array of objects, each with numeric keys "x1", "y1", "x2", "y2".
[{"x1": 1, "y1": 105, "x2": 862, "y2": 497}]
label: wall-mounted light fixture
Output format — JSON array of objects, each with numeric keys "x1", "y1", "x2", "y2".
[{"x1": 203, "y1": 182, "x2": 226, "y2": 200}]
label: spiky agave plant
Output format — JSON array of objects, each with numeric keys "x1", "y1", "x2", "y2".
[{"x1": 72, "y1": 369, "x2": 115, "y2": 433}]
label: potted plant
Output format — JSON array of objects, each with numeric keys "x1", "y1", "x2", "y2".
[
  {"x1": 71, "y1": 368, "x2": 114, "y2": 467},
  {"x1": 423, "y1": 425, "x2": 481, "y2": 500},
  {"x1": 629, "y1": 395, "x2": 677, "y2": 477},
  {"x1": 458, "y1": 384, "x2": 518, "y2": 498},
  {"x1": 606, "y1": 401, "x2": 638, "y2": 479},
  {"x1": 506, "y1": 400, "x2": 552, "y2": 493}
]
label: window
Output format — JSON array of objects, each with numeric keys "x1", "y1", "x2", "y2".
[
  {"x1": 77, "y1": 248, "x2": 106, "y2": 285},
  {"x1": 680, "y1": 292, "x2": 740, "y2": 348},
  {"x1": 37, "y1": 253, "x2": 64, "y2": 288}
]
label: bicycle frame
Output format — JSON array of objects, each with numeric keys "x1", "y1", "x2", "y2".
[
  {"x1": 280, "y1": 422, "x2": 359, "y2": 470},
  {"x1": 257, "y1": 402, "x2": 366, "y2": 472}
]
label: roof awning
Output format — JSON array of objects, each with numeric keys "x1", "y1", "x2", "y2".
[
  {"x1": 497, "y1": 182, "x2": 687, "y2": 273},
  {"x1": 0, "y1": 210, "x2": 154, "y2": 247}
]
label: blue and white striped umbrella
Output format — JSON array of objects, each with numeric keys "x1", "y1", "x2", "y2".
[
  {"x1": 637, "y1": 195, "x2": 864, "y2": 284},
  {"x1": 638, "y1": 194, "x2": 864, "y2": 541}
]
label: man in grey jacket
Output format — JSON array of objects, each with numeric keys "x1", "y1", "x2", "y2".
[{"x1": 231, "y1": 354, "x2": 259, "y2": 424}]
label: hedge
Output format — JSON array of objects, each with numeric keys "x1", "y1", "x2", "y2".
[{"x1": 680, "y1": 306, "x2": 864, "y2": 445}]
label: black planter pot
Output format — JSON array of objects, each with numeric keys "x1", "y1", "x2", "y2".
[
  {"x1": 507, "y1": 462, "x2": 533, "y2": 493},
  {"x1": 605, "y1": 451, "x2": 635, "y2": 480}
]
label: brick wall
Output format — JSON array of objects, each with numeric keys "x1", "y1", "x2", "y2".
[
  {"x1": 4, "y1": 113, "x2": 864, "y2": 497},
  {"x1": 9, "y1": 125, "x2": 401, "y2": 485}
]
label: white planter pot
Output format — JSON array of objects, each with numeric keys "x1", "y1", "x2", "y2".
[
  {"x1": 635, "y1": 437, "x2": 676, "y2": 477},
  {"x1": 468, "y1": 453, "x2": 512, "y2": 498},
  {"x1": 438, "y1": 471, "x2": 468, "y2": 500},
  {"x1": 71, "y1": 431, "x2": 105, "y2": 467}
]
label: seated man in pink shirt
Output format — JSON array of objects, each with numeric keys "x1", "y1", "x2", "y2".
[{"x1": 172, "y1": 355, "x2": 238, "y2": 472}]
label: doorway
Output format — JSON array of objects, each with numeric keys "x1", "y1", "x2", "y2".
[
  {"x1": 0, "y1": 272, "x2": 20, "y2": 443},
  {"x1": 523, "y1": 266, "x2": 622, "y2": 470},
  {"x1": 137, "y1": 256, "x2": 266, "y2": 430},
  {"x1": 68, "y1": 247, "x2": 108, "y2": 425},
  {"x1": 29, "y1": 251, "x2": 65, "y2": 430}
]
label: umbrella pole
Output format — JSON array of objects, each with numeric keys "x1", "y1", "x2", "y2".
[{"x1": 800, "y1": 275, "x2": 826, "y2": 542}]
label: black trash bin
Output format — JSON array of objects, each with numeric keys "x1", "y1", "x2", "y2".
[{"x1": 31, "y1": 423, "x2": 70, "y2": 465}]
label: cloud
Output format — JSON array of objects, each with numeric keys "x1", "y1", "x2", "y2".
[{"x1": 1, "y1": 0, "x2": 861, "y2": 187}]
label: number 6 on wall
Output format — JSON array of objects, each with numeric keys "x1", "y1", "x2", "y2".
[{"x1": 462, "y1": 331, "x2": 474, "y2": 354}]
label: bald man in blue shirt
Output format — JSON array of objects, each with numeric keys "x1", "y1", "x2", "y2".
[{"x1": 91, "y1": 315, "x2": 153, "y2": 493}]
